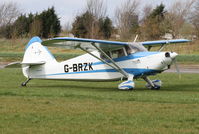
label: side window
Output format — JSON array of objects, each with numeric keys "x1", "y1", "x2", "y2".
[
  {"x1": 100, "y1": 48, "x2": 127, "y2": 60},
  {"x1": 111, "y1": 48, "x2": 126, "y2": 59},
  {"x1": 125, "y1": 46, "x2": 132, "y2": 55},
  {"x1": 100, "y1": 51, "x2": 111, "y2": 60},
  {"x1": 111, "y1": 50, "x2": 118, "y2": 59}
]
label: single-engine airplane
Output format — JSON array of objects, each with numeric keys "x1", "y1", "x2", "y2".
[{"x1": 7, "y1": 36, "x2": 190, "y2": 90}]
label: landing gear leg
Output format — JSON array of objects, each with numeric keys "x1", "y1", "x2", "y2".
[
  {"x1": 21, "y1": 78, "x2": 31, "y2": 87},
  {"x1": 143, "y1": 76, "x2": 160, "y2": 90}
]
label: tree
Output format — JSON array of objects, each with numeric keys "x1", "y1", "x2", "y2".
[
  {"x1": 86, "y1": 0, "x2": 107, "y2": 20},
  {"x1": 99, "y1": 17, "x2": 113, "y2": 39},
  {"x1": 0, "y1": 2, "x2": 20, "y2": 27},
  {"x1": 38, "y1": 7, "x2": 61, "y2": 38},
  {"x1": 191, "y1": 1, "x2": 199, "y2": 38},
  {"x1": 12, "y1": 13, "x2": 33, "y2": 37},
  {"x1": 85, "y1": 0, "x2": 108, "y2": 38},
  {"x1": 166, "y1": 0, "x2": 195, "y2": 38},
  {"x1": 72, "y1": 11, "x2": 94, "y2": 38},
  {"x1": 0, "y1": 6, "x2": 61, "y2": 39},
  {"x1": 72, "y1": 0, "x2": 113, "y2": 39},
  {"x1": 141, "y1": 4, "x2": 153, "y2": 22},
  {"x1": 141, "y1": 4, "x2": 167, "y2": 40},
  {"x1": 115, "y1": 0, "x2": 140, "y2": 40},
  {"x1": 0, "y1": 2, "x2": 20, "y2": 38},
  {"x1": 29, "y1": 19, "x2": 42, "y2": 37}
]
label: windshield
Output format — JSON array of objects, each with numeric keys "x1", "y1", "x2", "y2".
[{"x1": 127, "y1": 43, "x2": 147, "y2": 54}]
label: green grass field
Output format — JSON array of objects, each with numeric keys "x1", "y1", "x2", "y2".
[{"x1": 0, "y1": 68, "x2": 199, "y2": 134}]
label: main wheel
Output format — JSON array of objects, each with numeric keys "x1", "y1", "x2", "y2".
[
  {"x1": 151, "y1": 85, "x2": 160, "y2": 90},
  {"x1": 146, "y1": 80, "x2": 162, "y2": 90},
  {"x1": 118, "y1": 80, "x2": 135, "y2": 91},
  {"x1": 21, "y1": 82, "x2": 26, "y2": 87}
]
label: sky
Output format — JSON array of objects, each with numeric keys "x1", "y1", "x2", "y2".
[{"x1": 1, "y1": 0, "x2": 189, "y2": 26}]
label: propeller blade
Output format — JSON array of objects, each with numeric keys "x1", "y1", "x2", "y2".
[{"x1": 173, "y1": 58, "x2": 181, "y2": 79}]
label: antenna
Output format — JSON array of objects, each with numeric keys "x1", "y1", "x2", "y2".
[{"x1": 133, "y1": 35, "x2": 139, "y2": 42}]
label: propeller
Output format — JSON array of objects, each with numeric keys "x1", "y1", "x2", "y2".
[{"x1": 173, "y1": 58, "x2": 181, "y2": 79}]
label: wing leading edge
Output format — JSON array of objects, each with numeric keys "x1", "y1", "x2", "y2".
[
  {"x1": 141, "y1": 39, "x2": 190, "y2": 46},
  {"x1": 42, "y1": 37, "x2": 128, "y2": 51}
]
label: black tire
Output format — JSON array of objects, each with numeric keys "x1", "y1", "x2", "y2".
[
  {"x1": 128, "y1": 88, "x2": 134, "y2": 91},
  {"x1": 21, "y1": 83, "x2": 26, "y2": 87},
  {"x1": 151, "y1": 85, "x2": 160, "y2": 90}
]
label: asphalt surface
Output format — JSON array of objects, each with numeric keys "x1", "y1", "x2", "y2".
[
  {"x1": 0, "y1": 62, "x2": 9, "y2": 69},
  {"x1": 165, "y1": 64, "x2": 199, "y2": 74}
]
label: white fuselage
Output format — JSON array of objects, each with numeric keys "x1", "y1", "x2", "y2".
[{"x1": 23, "y1": 51, "x2": 175, "y2": 81}]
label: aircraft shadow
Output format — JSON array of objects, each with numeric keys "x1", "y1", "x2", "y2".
[
  {"x1": 30, "y1": 84, "x2": 116, "y2": 92},
  {"x1": 28, "y1": 83, "x2": 199, "y2": 92}
]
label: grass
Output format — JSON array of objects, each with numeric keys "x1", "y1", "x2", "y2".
[
  {"x1": 177, "y1": 55, "x2": 199, "y2": 64},
  {"x1": 0, "y1": 52, "x2": 81, "y2": 62},
  {"x1": 0, "y1": 68, "x2": 199, "y2": 134}
]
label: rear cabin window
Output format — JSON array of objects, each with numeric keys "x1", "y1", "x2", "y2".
[{"x1": 100, "y1": 48, "x2": 127, "y2": 60}]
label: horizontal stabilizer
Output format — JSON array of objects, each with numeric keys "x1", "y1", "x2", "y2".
[
  {"x1": 5, "y1": 61, "x2": 46, "y2": 68},
  {"x1": 21, "y1": 61, "x2": 46, "y2": 66},
  {"x1": 5, "y1": 62, "x2": 21, "y2": 68}
]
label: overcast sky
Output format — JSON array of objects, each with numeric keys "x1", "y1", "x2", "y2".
[{"x1": 1, "y1": 0, "x2": 189, "y2": 26}]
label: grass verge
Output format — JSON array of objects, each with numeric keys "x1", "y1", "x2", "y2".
[{"x1": 0, "y1": 68, "x2": 199, "y2": 134}]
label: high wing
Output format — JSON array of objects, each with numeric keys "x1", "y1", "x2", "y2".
[
  {"x1": 42, "y1": 37, "x2": 190, "y2": 51},
  {"x1": 141, "y1": 39, "x2": 190, "y2": 51}
]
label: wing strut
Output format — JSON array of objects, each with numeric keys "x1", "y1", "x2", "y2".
[
  {"x1": 77, "y1": 43, "x2": 129, "y2": 78},
  {"x1": 91, "y1": 43, "x2": 129, "y2": 78},
  {"x1": 158, "y1": 44, "x2": 165, "y2": 52}
]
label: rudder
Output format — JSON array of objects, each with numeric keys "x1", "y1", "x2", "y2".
[{"x1": 22, "y1": 36, "x2": 56, "y2": 64}]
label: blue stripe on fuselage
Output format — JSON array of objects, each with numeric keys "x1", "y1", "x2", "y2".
[{"x1": 42, "y1": 68, "x2": 160, "y2": 78}]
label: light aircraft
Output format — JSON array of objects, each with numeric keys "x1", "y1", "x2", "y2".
[{"x1": 7, "y1": 36, "x2": 190, "y2": 90}]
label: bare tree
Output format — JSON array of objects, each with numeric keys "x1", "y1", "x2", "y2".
[
  {"x1": 86, "y1": 0, "x2": 107, "y2": 20},
  {"x1": 166, "y1": 0, "x2": 195, "y2": 38},
  {"x1": 0, "y1": 2, "x2": 20, "y2": 27},
  {"x1": 141, "y1": 4, "x2": 153, "y2": 22},
  {"x1": 115, "y1": 0, "x2": 140, "y2": 40},
  {"x1": 85, "y1": 0, "x2": 107, "y2": 38},
  {"x1": 191, "y1": 0, "x2": 199, "y2": 38}
]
